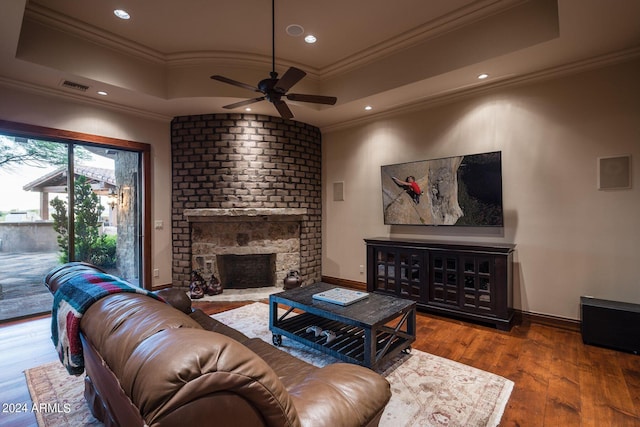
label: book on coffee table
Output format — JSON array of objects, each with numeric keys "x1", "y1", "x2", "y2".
[{"x1": 312, "y1": 288, "x2": 369, "y2": 306}]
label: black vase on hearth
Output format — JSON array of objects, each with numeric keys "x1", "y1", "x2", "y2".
[{"x1": 283, "y1": 270, "x2": 302, "y2": 290}]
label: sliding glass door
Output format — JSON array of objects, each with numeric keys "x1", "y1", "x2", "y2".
[
  {"x1": 0, "y1": 120, "x2": 150, "y2": 321},
  {"x1": 67, "y1": 144, "x2": 142, "y2": 284}
]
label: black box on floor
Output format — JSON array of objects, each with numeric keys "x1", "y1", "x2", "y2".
[{"x1": 580, "y1": 296, "x2": 640, "y2": 354}]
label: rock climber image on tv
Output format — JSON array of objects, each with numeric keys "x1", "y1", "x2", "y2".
[
  {"x1": 391, "y1": 176, "x2": 422, "y2": 204},
  {"x1": 380, "y1": 151, "x2": 503, "y2": 226}
]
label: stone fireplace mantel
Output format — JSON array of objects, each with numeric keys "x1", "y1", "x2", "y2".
[{"x1": 184, "y1": 208, "x2": 307, "y2": 222}]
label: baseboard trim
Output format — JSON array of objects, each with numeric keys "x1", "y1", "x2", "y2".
[
  {"x1": 516, "y1": 310, "x2": 580, "y2": 332},
  {"x1": 321, "y1": 275, "x2": 367, "y2": 291},
  {"x1": 321, "y1": 275, "x2": 581, "y2": 332}
]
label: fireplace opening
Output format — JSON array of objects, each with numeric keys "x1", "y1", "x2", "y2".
[{"x1": 217, "y1": 254, "x2": 276, "y2": 289}]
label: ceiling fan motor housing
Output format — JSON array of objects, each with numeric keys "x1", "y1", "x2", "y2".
[
  {"x1": 259, "y1": 77, "x2": 284, "y2": 102},
  {"x1": 210, "y1": 1, "x2": 337, "y2": 118}
]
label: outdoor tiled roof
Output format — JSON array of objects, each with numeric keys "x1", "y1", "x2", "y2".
[{"x1": 22, "y1": 165, "x2": 116, "y2": 191}]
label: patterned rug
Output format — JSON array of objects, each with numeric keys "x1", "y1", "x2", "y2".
[
  {"x1": 25, "y1": 302, "x2": 513, "y2": 427},
  {"x1": 24, "y1": 364, "x2": 101, "y2": 426},
  {"x1": 214, "y1": 303, "x2": 513, "y2": 427}
]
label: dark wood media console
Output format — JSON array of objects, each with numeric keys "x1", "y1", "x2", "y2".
[{"x1": 366, "y1": 237, "x2": 515, "y2": 330}]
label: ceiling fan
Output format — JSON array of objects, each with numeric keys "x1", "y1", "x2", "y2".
[{"x1": 210, "y1": 0, "x2": 337, "y2": 120}]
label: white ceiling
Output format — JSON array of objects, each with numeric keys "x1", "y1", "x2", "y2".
[{"x1": 1, "y1": 0, "x2": 639, "y2": 130}]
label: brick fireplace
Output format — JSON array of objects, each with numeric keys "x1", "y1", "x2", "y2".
[{"x1": 171, "y1": 114, "x2": 322, "y2": 290}]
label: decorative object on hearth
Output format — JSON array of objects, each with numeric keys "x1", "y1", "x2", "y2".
[
  {"x1": 210, "y1": 0, "x2": 337, "y2": 119},
  {"x1": 283, "y1": 269, "x2": 302, "y2": 289},
  {"x1": 206, "y1": 274, "x2": 223, "y2": 296},
  {"x1": 189, "y1": 270, "x2": 205, "y2": 299}
]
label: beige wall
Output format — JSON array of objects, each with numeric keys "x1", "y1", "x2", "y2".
[
  {"x1": 0, "y1": 85, "x2": 173, "y2": 287},
  {"x1": 322, "y1": 58, "x2": 640, "y2": 320}
]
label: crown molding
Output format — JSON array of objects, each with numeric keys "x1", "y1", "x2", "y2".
[
  {"x1": 321, "y1": 46, "x2": 640, "y2": 133},
  {"x1": 25, "y1": 3, "x2": 165, "y2": 64},
  {"x1": 25, "y1": 0, "x2": 520, "y2": 82},
  {"x1": 319, "y1": 0, "x2": 522, "y2": 78},
  {"x1": 165, "y1": 51, "x2": 319, "y2": 80},
  {"x1": 0, "y1": 76, "x2": 171, "y2": 123},
  {"x1": 25, "y1": 4, "x2": 320, "y2": 79}
]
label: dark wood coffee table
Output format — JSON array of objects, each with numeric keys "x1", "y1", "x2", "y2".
[{"x1": 269, "y1": 282, "x2": 416, "y2": 370}]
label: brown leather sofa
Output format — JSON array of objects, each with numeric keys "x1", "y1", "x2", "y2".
[{"x1": 45, "y1": 263, "x2": 391, "y2": 427}]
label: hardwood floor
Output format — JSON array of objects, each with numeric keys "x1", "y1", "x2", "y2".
[
  {"x1": 0, "y1": 315, "x2": 57, "y2": 427},
  {"x1": 1, "y1": 303, "x2": 638, "y2": 427}
]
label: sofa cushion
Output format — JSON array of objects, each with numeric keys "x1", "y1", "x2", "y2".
[
  {"x1": 243, "y1": 338, "x2": 317, "y2": 389},
  {"x1": 287, "y1": 363, "x2": 391, "y2": 427},
  {"x1": 245, "y1": 338, "x2": 391, "y2": 427},
  {"x1": 81, "y1": 293, "x2": 203, "y2": 377},
  {"x1": 121, "y1": 328, "x2": 301, "y2": 427}
]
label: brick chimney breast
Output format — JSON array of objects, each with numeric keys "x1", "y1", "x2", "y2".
[{"x1": 171, "y1": 114, "x2": 321, "y2": 290}]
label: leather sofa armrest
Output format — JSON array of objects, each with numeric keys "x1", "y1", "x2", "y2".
[
  {"x1": 288, "y1": 364, "x2": 391, "y2": 427},
  {"x1": 154, "y1": 288, "x2": 193, "y2": 314},
  {"x1": 188, "y1": 308, "x2": 250, "y2": 343}
]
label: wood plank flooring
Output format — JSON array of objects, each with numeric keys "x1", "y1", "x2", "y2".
[{"x1": 1, "y1": 302, "x2": 638, "y2": 427}]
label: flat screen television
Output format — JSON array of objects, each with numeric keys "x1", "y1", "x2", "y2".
[{"x1": 381, "y1": 151, "x2": 503, "y2": 226}]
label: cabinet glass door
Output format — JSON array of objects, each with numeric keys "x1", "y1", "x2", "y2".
[
  {"x1": 462, "y1": 257, "x2": 494, "y2": 312},
  {"x1": 374, "y1": 249, "x2": 396, "y2": 294},
  {"x1": 399, "y1": 251, "x2": 424, "y2": 300},
  {"x1": 430, "y1": 253, "x2": 459, "y2": 306}
]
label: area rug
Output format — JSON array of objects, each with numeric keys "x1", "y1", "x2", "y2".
[
  {"x1": 25, "y1": 302, "x2": 513, "y2": 427},
  {"x1": 213, "y1": 302, "x2": 513, "y2": 427},
  {"x1": 24, "y1": 363, "x2": 101, "y2": 426}
]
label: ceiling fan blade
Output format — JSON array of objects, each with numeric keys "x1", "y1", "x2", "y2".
[
  {"x1": 286, "y1": 93, "x2": 337, "y2": 105},
  {"x1": 273, "y1": 100, "x2": 294, "y2": 119},
  {"x1": 275, "y1": 67, "x2": 306, "y2": 92},
  {"x1": 211, "y1": 75, "x2": 260, "y2": 93},
  {"x1": 222, "y1": 97, "x2": 266, "y2": 109}
]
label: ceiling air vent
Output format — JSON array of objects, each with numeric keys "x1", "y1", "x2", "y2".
[{"x1": 60, "y1": 80, "x2": 90, "y2": 92}]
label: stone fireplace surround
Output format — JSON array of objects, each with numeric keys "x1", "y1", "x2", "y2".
[{"x1": 185, "y1": 208, "x2": 306, "y2": 289}]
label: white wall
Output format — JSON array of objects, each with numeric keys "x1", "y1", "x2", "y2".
[
  {"x1": 0, "y1": 85, "x2": 173, "y2": 288},
  {"x1": 322, "y1": 58, "x2": 640, "y2": 320}
]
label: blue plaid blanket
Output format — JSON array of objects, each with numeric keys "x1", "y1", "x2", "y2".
[{"x1": 51, "y1": 272, "x2": 164, "y2": 375}]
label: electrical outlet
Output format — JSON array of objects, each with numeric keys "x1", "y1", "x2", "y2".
[
  {"x1": 359, "y1": 265, "x2": 364, "y2": 274},
  {"x1": 153, "y1": 269, "x2": 159, "y2": 278}
]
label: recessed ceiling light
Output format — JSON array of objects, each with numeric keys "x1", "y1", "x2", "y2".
[
  {"x1": 286, "y1": 24, "x2": 304, "y2": 37},
  {"x1": 304, "y1": 35, "x2": 317, "y2": 44},
  {"x1": 114, "y1": 9, "x2": 130, "y2": 20},
  {"x1": 97, "y1": 91, "x2": 108, "y2": 96},
  {"x1": 478, "y1": 73, "x2": 489, "y2": 80},
  {"x1": 245, "y1": 107, "x2": 252, "y2": 112},
  {"x1": 365, "y1": 105, "x2": 373, "y2": 111}
]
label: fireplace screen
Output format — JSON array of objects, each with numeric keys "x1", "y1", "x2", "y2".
[{"x1": 217, "y1": 254, "x2": 276, "y2": 289}]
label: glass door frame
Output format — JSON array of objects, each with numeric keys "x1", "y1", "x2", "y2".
[{"x1": 0, "y1": 119, "x2": 152, "y2": 289}]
